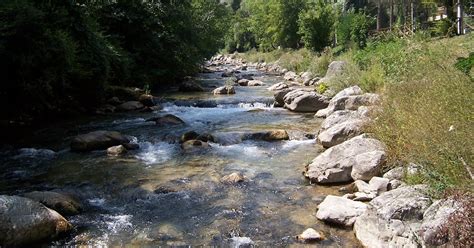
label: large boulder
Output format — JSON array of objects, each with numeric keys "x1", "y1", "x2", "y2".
[
  {"x1": 316, "y1": 195, "x2": 367, "y2": 227},
  {"x1": 116, "y1": 101, "x2": 145, "y2": 111},
  {"x1": 354, "y1": 185, "x2": 432, "y2": 248},
  {"x1": 146, "y1": 114, "x2": 185, "y2": 126},
  {"x1": 283, "y1": 89, "x2": 329, "y2": 113},
  {"x1": 71, "y1": 131, "x2": 130, "y2": 152},
  {"x1": 305, "y1": 135, "x2": 386, "y2": 184},
  {"x1": 318, "y1": 117, "x2": 367, "y2": 148},
  {"x1": 179, "y1": 81, "x2": 205, "y2": 92},
  {"x1": 0, "y1": 195, "x2": 72, "y2": 246},
  {"x1": 22, "y1": 191, "x2": 82, "y2": 216},
  {"x1": 213, "y1": 85, "x2": 236, "y2": 95},
  {"x1": 237, "y1": 79, "x2": 249, "y2": 86},
  {"x1": 273, "y1": 88, "x2": 293, "y2": 107},
  {"x1": 319, "y1": 61, "x2": 348, "y2": 83},
  {"x1": 316, "y1": 92, "x2": 380, "y2": 118}
]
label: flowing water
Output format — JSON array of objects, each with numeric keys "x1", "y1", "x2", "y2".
[{"x1": 0, "y1": 63, "x2": 360, "y2": 247}]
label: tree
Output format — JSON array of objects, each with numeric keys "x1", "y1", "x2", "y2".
[{"x1": 298, "y1": 0, "x2": 335, "y2": 52}]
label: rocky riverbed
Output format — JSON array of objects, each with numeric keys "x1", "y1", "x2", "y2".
[{"x1": 0, "y1": 55, "x2": 463, "y2": 247}]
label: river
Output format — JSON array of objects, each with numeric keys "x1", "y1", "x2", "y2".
[{"x1": 0, "y1": 61, "x2": 359, "y2": 247}]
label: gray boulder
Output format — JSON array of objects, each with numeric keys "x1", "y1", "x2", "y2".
[
  {"x1": 273, "y1": 88, "x2": 293, "y2": 107},
  {"x1": 318, "y1": 117, "x2": 367, "y2": 148},
  {"x1": 71, "y1": 131, "x2": 130, "y2": 152},
  {"x1": 22, "y1": 191, "x2": 82, "y2": 216},
  {"x1": 0, "y1": 195, "x2": 72, "y2": 246},
  {"x1": 306, "y1": 135, "x2": 386, "y2": 184},
  {"x1": 316, "y1": 93, "x2": 380, "y2": 118},
  {"x1": 354, "y1": 185, "x2": 432, "y2": 248},
  {"x1": 283, "y1": 89, "x2": 329, "y2": 112},
  {"x1": 316, "y1": 195, "x2": 367, "y2": 227},
  {"x1": 267, "y1": 82, "x2": 289, "y2": 91}
]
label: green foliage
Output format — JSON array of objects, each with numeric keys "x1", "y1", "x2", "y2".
[
  {"x1": 0, "y1": 0, "x2": 230, "y2": 120},
  {"x1": 297, "y1": 0, "x2": 334, "y2": 52},
  {"x1": 431, "y1": 19, "x2": 456, "y2": 37},
  {"x1": 0, "y1": 0, "x2": 112, "y2": 119},
  {"x1": 316, "y1": 83, "x2": 328, "y2": 94},
  {"x1": 337, "y1": 9, "x2": 373, "y2": 50},
  {"x1": 455, "y1": 52, "x2": 474, "y2": 78}
]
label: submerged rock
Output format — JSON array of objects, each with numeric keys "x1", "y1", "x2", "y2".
[
  {"x1": 180, "y1": 131, "x2": 214, "y2": 143},
  {"x1": 297, "y1": 228, "x2": 323, "y2": 242},
  {"x1": 22, "y1": 191, "x2": 82, "y2": 216},
  {"x1": 147, "y1": 114, "x2": 185, "y2": 126},
  {"x1": 181, "y1": 140, "x2": 210, "y2": 152},
  {"x1": 213, "y1": 85, "x2": 236, "y2": 95},
  {"x1": 316, "y1": 195, "x2": 367, "y2": 227},
  {"x1": 305, "y1": 135, "x2": 386, "y2": 184},
  {"x1": 0, "y1": 195, "x2": 72, "y2": 246},
  {"x1": 71, "y1": 131, "x2": 130, "y2": 152},
  {"x1": 107, "y1": 145, "x2": 128, "y2": 156},
  {"x1": 244, "y1": 130, "x2": 289, "y2": 142},
  {"x1": 117, "y1": 101, "x2": 145, "y2": 111}
]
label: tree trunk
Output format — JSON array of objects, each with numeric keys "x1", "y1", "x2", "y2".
[
  {"x1": 457, "y1": 0, "x2": 464, "y2": 35},
  {"x1": 389, "y1": 0, "x2": 394, "y2": 30},
  {"x1": 377, "y1": 0, "x2": 382, "y2": 31}
]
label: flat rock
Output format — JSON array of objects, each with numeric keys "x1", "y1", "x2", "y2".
[
  {"x1": 0, "y1": 195, "x2": 72, "y2": 246},
  {"x1": 181, "y1": 140, "x2": 210, "y2": 152},
  {"x1": 244, "y1": 130, "x2": 289, "y2": 142},
  {"x1": 306, "y1": 135, "x2": 386, "y2": 184},
  {"x1": 316, "y1": 195, "x2": 367, "y2": 227},
  {"x1": 71, "y1": 131, "x2": 130, "y2": 152}
]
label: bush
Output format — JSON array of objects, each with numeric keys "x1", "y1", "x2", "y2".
[
  {"x1": 337, "y1": 10, "x2": 373, "y2": 49},
  {"x1": 297, "y1": 0, "x2": 334, "y2": 52}
]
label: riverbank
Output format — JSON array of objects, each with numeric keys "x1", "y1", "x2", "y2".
[{"x1": 237, "y1": 34, "x2": 474, "y2": 196}]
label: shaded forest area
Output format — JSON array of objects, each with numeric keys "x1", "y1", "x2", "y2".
[{"x1": 0, "y1": 0, "x2": 229, "y2": 123}]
